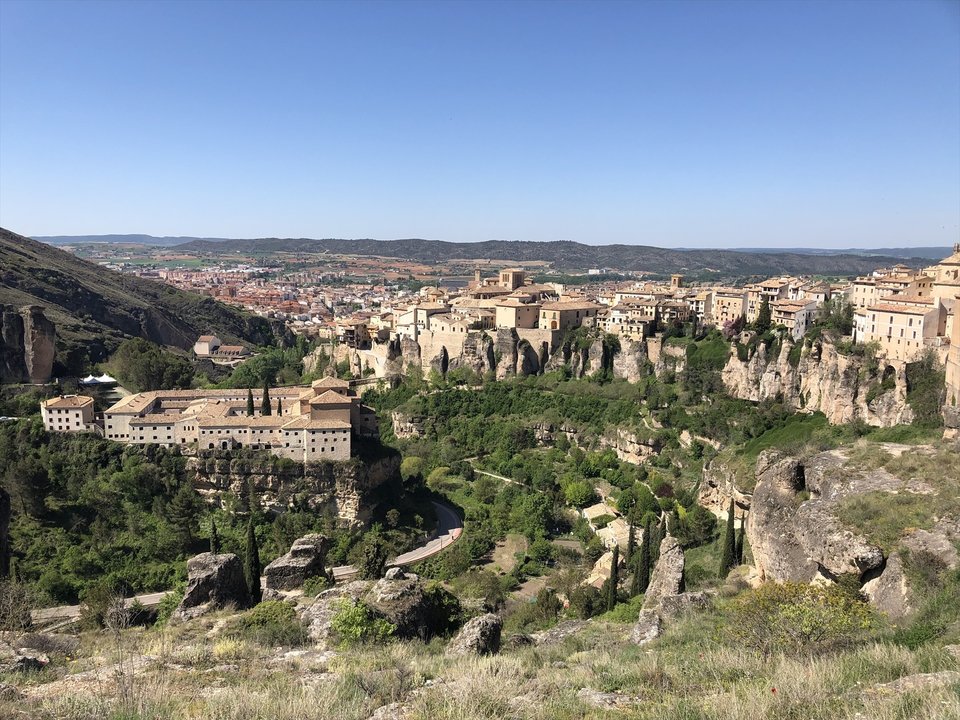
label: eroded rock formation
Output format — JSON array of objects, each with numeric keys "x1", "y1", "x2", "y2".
[
  {"x1": 263, "y1": 534, "x2": 330, "y2": 591},
  {"x1": 189, "y1": 452, "x2": 400, "y2": 528},
  {"x1": 173, "y1": 553, "x2": 250, "y2": 621},
  {"x1": 0, "y1": 305, "x2": 55, "y2": 384},
  {"x1": 722, "y1": 337, "x2": 913, "y2": 427},
  {"x1": 445, "y1": 613, "x2": 502, "y2": 656}
]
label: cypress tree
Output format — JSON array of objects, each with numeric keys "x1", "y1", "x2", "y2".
[
  {"x1": 209, "y1": 517, "x2": 220, "y2": 554},
  {"x1": 245, "y1": 517, "x2": 262, "y2": 605},
  {"x1": 276, "y1": 397, "x2": 282, "y2": 416},
  {"x1": 632, "y1": 518, "x2": 651, "y2": 596},
  {"x1": 650, "y1": 519, "x2": 664, "y2": 565},
  {"x1": 720, "y1": 499, "x2": 736, "y2": 577},
  {"x1": 736, "y1": 513, "x2": 747, "y2": 565},
  {"x1": 246, "y1": 388, "x2": 254, "y2": 416},
  {"x1": 625, "y1": 524, "x2": 635, "y2": 565},
  {"x1": 607, "y1": 543, "x2": 619, "y2": 612},
  {"x1": 261, "y1": 381, "x2": 272, "y2": 416},
  {"x1": 755, "y1": 297, "x2": 772, "y2": 333}
]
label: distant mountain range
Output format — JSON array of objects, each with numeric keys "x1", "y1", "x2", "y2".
[
  {"x1": 32, "y1": 234, "x2": 941, "y2": 278},
  {"x1": 1, "y1": 228, "x2": 275, "y2": 375},
  {"x1": 36, "y1": 234, "x2": 232, "y2": 247},
  {"x1": 729, "y1": 246, "x2": 951, "y2": 260}
]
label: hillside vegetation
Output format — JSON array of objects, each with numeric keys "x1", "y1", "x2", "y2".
[{"x1": 0, "y1": 228, "x2": 275, "y2": 374}]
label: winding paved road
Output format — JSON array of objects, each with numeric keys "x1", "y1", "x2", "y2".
[{"x1": 31, "y1": 500, "x2": 463, "y2": 627}]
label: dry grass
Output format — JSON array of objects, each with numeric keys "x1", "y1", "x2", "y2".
[{"x1": 4, "y1": 608, "x2": 959, "y2": 720}]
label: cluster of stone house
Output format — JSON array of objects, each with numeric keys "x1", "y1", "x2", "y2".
[
  {"x1": 41, "y1": 376, "x2": 377, "y2": 463},
  {"x1": 849, "y1": 246, "x2": 960, "y2": 364}
]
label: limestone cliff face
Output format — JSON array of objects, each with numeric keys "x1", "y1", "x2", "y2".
[
  {"x1": 721, "y1": 337, "x2": 913, "y2": 427},
  {"x1": 189, "y1": 453, "x2": 400, "y2": 529},
  {"x1": 745, "y1": 444, "x2": 958, "y2": 618},
  {"x1": 612, "y1": 339, "x2": 649, "y2": 383},
  {"x1": 0, "y1": 305, "x2": 55, "y2": 384},
  {"x1": 530, "y1": 420, "x2": 661, "y2": 462},
  {"x1": 392, "y1": 411, "x2": 426, "y2": 439},
  {"x1": 698, "y1": 457, "x2": 753, "y2": 517}
]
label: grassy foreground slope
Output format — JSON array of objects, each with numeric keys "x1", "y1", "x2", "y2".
[{"x1": 0, "y1": 228, "x2": 273, "y2": 372}]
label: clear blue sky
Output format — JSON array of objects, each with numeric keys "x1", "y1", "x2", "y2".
[{"x1": 1, "y1": 0, "x2": 958, "y2": 248}]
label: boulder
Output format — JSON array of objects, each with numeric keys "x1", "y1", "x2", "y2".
[
  {"x1": 264, "y1": 534, "x2": 330, "y2": 591},
  {"x1": 173, "y1": 553, "x2": 250, "y2": 622},
  {"x1": 384, "y1": 567, "x2": 407, "y2": 581},
  {"x1": 300, "y1": 574, "x2": 460, "y2": 646},
  {"x1": 643, "y1": 535, "x2": 684, "y2": 609},
  {"x1": 365, "y1": 574, "x2": 460, "y2": 641},
  {"x1": 530, "y1": 620, "x2": 589, "y2": 646},
  {"x1": 299, "y1": 580, "x2": 373, "y2": 645},
  {"x1": 445, "y1": 613, "x2": 502, "y2": 657},
  {"x1": 901, "y1": 527, "x2": 960, "y2": 570},
  {"x1": 630, "y1": 609, "x2": 663, "y2": 646},
  {"x1": 0, "y1": 642, "x2": 49, "y2": 673},
  {"x1": 864, "y1": 671, "x2": 960, "y2": 697},
  {"x1": 861, "y1": 552, "x2": 913, "y2": 619},
  {"x1": 658, "y1": 591, "x2": 712, "y2": 620}
]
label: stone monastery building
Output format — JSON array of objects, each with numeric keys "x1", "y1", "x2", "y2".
[{"x1": 101, "y1": 376, "x2": 377, "y2": 462}]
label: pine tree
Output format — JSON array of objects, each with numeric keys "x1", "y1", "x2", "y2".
[
  {"x1": 167, "y1": 482, "x2": 202, "y2": 547},
  {"x1": 719, "y1": 499, "x2": 736, "y2": 577},
  {"x1": 261, "y1": 381, "x2": 271, "y2": 416},
  {"x1": 276, "y1": 397, "x2": 282, "y2": 416},
  {"x1": 209, "y1": 518, "x2": 220, "y2": 554},
  {"x1": 755, "y1": 297, "x2": 772, "y2": 333},
  {"x1": 245, "y1": 517, "x2": 261, "y2": 605},
  {"x1": 246, "y1": 388, "x2": 254, "y2": 416},
  {"x1": 631, "y1": 518, "x2": 651, "y2": 596},
  {"x1": 625, "y1": 524, "x2": 635, "y2": 565},
  {"x1": 736, "y1": 513, "x2": 747, "y2": 565},
  {"x1": 607, "y1": 543, "x2": 619, "y2": 612}
]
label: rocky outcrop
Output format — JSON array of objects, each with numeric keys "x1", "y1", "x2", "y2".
[
  {"x1": 0, "y1": 305, "x2": 55, "y2": 384},
  {"x1": 299, "y1": 571, "x2": 461, "y2": 646},
  {"x1": 189, "y1": 452, "x2": 400, "y2": 528},
  {"x1": 611, "y1": 339, "x2": 649, "y2": 383},
  {"x1": 698, "y1": 457, "x2": 753, "y2": 517},
  {"x1": 630, "y1": 609, "x2": 662, "y2": 646},
  {"x1": 365, "y1": 572, "x2": 460, "y2": 641},
  {"x1": 642, "y1": 535, "x2": 685, "y2": 609},
  {"x1": 299, "y1": 580, "x2": 372, "y2": 644},
  {"x1": 721, "y1": 336, "x2": 913, "y2": 427},
  {"x1": 746, "y1": 443, "x2": 957, "y2": 617},
  {"x1": 173, "y1": 553, "x2": 250, "y2": 621},
  {"x1": 747, "y1": 450, "x2": 885, "y2": 583},
  {"x1": 445, "y1": 613, "x2": 502, "y2": 656},
  {"x1": 861, "y1": 553, "x2": 912, "y2": 619},
  {"x1": 391, "y1": 412, "x2": 425, "y2": 439},
  {"x1": 658, "y1": 591, "x2": 711, "y2": 620},
  {"x1": 264, "y1": 534, "x2": 330, "y2": 591},
  {"x1": 0, "y1": 643, "x2": 49, "y2": 673}
]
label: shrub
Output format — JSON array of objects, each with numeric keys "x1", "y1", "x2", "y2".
[
  {"x1": 727, "y1": 582, "x2": 875, "y2": 655},
  {"x1": 155, "y1": 586, "x2": 185, "y2": 627},
  {"x1": 232, "y1": 600, "x2": 309, "y2": 647},
  {"x1": 330, "y1": 599, "x2": 396, "y2": 647},
  {"x1": 302, "y1": 574, "x2": 333, "y2": 597}
]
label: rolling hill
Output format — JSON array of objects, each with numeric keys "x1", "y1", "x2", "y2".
[
  {"x1": 171, "y1": 237, "x2": 924, "y2": 277},
  {"x1": 0, "y1": 228, "x2": 274, "y2": 375}
]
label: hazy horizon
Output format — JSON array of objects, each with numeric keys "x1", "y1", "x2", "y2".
[{"x1": 2, "y1": 0, "x2": 958, "y2": 248}]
